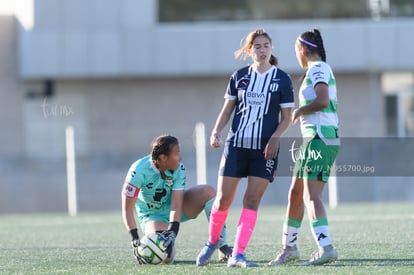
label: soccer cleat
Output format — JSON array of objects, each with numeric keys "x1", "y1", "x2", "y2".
[
  {"x1": 196, "y1": 242, "x2": 219, "y2": 266},
  {"x1": 227, "y1": 254, "x2": 258, "y2": 268},
  {"x1": 303, "y1": 245, "x2": 338, "y2": 266},
  {"x1": 218, "y1": 244, "x2": 233, "y2": 262},
  {"x1": 268, "y1": 245, "x2": 300, "y2": 265}
]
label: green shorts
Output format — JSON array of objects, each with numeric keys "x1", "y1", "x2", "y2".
[
  {"x1": 137, "y1": 210, "x2": 197, "y2": 234},
  {"x1": 294, "y1": 138, "x2": 339, "y2": 182}
]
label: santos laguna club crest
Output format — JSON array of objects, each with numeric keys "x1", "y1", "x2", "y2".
[{"x1": 165, "y1": 176, "x2": 173, "y2": 187}]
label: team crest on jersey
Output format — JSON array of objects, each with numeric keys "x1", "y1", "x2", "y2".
[
  {"x1": 269, "y1": 81, "x2": 279, "y2": 92},
  {"x1": 165, "y1": 176, "x2": 173, "y2": 187}
]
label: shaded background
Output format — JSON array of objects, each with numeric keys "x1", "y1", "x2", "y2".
[{"x1": 1, "y1": 0, "x2": 414, "y2": 214}]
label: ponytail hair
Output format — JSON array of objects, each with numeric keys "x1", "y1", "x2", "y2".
[
  {"x1": 269, "y1": 55, "x2": 278, "y2": 66},
  {"x1": 298, "y1": 28, "x2": 327, "y2": 62}
]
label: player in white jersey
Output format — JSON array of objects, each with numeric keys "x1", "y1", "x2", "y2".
[
  {"x1": 269, "y1": 29, "x2": 339, "y2": 266},
  {"x1": 197, "y1": 29, "x2": 294, "y2": 268},
  {"x1": 122, "y1": 135, "x2": 232, "y2": 264}
]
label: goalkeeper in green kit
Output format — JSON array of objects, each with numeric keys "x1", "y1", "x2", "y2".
[{"x1": 121, "y1": 135, "x2": 232, "y2": 264}]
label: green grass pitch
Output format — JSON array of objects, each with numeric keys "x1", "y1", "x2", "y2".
[{"x1": 1, "y1": 203, "x2": 413, "y2": 274}]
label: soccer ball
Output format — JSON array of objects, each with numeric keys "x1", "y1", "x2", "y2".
[{"x1": 138, "y1": 232, "x2": 168, "y2": 264}]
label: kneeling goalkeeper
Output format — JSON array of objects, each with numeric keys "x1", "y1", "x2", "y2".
[{"x1": 122, "y1": 135, "x2": 232, "y2": 264}]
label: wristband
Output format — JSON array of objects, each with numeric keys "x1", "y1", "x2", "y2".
[
  {"x1": 167, "y1": 221, "x2": 180, "y2": 236},
  {"x1": 129, "y1": 228, "x2": 139, "y2": 240}
]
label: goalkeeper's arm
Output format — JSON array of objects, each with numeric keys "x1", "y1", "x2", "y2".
[
  {"x1": 122, "y1": 182, "x2": 140, "y2": 236},
  {"x1": 122, "y1": 182, "x2": 148, "y2": 264}
]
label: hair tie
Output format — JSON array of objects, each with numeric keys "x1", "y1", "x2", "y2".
[{"x1": 298, "y1": 37, "x2": 318, "y2": 48}]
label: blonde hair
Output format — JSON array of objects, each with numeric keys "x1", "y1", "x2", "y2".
[{"x1": 234, "y1": 28, "x2": 278, "y2": 65}]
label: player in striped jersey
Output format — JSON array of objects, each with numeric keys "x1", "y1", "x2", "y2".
[
  {"x1": 196, "y1": 29, "x2": 294, "y2": 268},
  {"x1": 269, "y1": 29, "x2": 339, "y2": 266}
]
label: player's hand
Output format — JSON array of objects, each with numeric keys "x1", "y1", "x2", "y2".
[
  {"x1": 210, "y1": 133, "x2": 221, "y2": 148},
  {"x1": 131, "y1": 239, "x2": 147, "y2": 264},
  {"x1": 292, "y1": 108, "x2": 300, "y2": 124},
  {"x1": 264, "y1": 136, "x2": 279, "y2": 160},
  {"x1": 159, "y1": 230, "x2": 176, "y2": 257}
]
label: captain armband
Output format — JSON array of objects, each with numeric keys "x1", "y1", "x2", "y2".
[{"x1": 123, "y1": 182, "x2": 140, "y2": 198}]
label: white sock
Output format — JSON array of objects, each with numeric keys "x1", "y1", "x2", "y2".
[
  {"x1": 310, "y1": 218, "x2": 332, "y2": 248},
  {"x1": 282, "y1": 218, "x2": 302, "y2": 248}
]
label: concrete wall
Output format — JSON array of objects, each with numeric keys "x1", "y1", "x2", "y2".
[
  {"x1": 2, "y1": 67, "x2": 400, "y2": 214},
  {"x1": 17, "y1": 0, "x2": 414, "y2": 79},
  {"x1": 19, "y1": 72, "x2": 385, "y2": 160},
  {"x1": 0, "y1": 0, "x2": 413, "y2": 213},
  {"x1": 0, "y1": 16, "x2": 24, "y2": 157}
]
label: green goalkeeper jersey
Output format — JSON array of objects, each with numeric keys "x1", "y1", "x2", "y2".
[{"x1": 124, "y1": 154, "x2": 186, "y2": 218}]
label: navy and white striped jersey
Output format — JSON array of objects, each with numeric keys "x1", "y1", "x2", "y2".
[{"x1": 225, "y1": 65, "x2": 294, "y2": 149}]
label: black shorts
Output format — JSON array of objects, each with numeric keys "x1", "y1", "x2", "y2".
[{"x1": 218, "y1": 142, "x2": 279, "y2": 182}]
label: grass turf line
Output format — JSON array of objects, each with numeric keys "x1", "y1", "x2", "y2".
[{"x1": 1, "y1": 203, "x2": 413, "y2": 274}]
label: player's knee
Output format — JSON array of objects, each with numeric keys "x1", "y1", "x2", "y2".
[
  {"x1": 198, "y1": 184, "x2": 216, "y2": 200},
  {"x1": 185, "y1": 185, "x2": 216, "y2": 205},
  {"x1": 206, "y1": 186, "x2": 216, "y2": 199},
  {"x1": 243, "y1": 196, "x2": 261, "y2": 210},
  {"x1": 243, "y1": 193, "x2": 262, "y2": 210},
  {"x1": 215, "y1": 197, "x2": 232, "y2": 210}
]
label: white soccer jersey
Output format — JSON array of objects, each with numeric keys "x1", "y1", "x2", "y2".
[{"x1": 299, "y1": 61, "x2": 339, "y2": 145}]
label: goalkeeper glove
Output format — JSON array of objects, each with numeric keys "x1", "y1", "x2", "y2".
[
  {"x1": 130, "y1": 229, "x2": 147, "y2": 264},
  {"x1": 159, "y1": 221, "x2": 180, "y2": 257}
]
